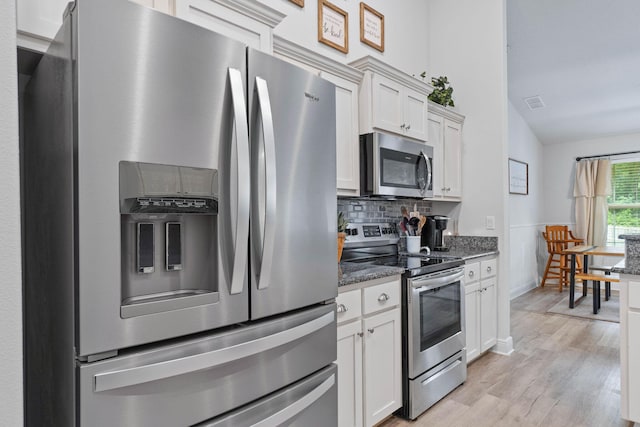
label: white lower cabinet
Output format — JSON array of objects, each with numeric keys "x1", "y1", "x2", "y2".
[
  {"x1": 620, "y1": 278, "x2": 640, "y2": 423},
  {"x1": 336, "y1": 277, "x2": 402, "y2": 427},
  {"x1": 464, "y1": 257, "x2": 497, "y2": 363}
]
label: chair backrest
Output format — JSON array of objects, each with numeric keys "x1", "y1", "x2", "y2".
[{"x1": 543, "y1": 225, "x2": 571, "y2": 254}]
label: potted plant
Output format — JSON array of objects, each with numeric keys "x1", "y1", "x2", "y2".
[
  {"x1": 428, "y1": 76, "x2": 455, "y2": 107},
  {"x1": 337, "y1": 212, "x2": 348, "y2": 262}
]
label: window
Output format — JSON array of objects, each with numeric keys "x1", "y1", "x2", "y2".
[{"x1": 607, "y1": 160, "x2": 640, "y2": 245}]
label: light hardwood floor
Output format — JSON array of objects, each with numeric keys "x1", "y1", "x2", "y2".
[{"x1": 378, "y1": 286, "x2": 633, "y2": 427}]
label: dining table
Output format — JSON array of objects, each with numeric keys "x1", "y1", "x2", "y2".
[{"x1": 563, "y1": 245, "x2": 625, "y2": 309}]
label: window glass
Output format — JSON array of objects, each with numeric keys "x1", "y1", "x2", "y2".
[{"x1": 607, "y1": 160, "x2": 640, "y2": 245}]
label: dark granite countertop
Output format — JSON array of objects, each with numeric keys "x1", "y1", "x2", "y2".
[
  {"x1": 612, "y1": 258, "x2": 640, "y2": 276},
  {"x1": 338, "y1": 262, "x2": 404, "y2": 287},
  {"x1": 338, "y1": 249, "x2": 498, "y2": 287}
]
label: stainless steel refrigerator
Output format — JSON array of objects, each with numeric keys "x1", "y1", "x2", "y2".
[{"x1": 22, "y1": 1, "x2": 337, "y2": 425}]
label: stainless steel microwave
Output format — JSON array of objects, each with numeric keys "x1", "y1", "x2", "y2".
[{"x1": 360, "y1": 132, "x2": 433, "y2": 198}]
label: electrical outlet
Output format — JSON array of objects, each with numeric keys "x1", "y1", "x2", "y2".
[{"x1": 486, "y1": 216, "x2": 495, "y2": 230}]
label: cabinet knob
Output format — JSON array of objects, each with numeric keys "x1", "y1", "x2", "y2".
[
  {"x1": 337, "y1": 304, "x2": 348, "y2": 313},
  {"x1": 468, "y1": 271, "x2": 474, "y2": 277},
  {"x1": 487, "y1": 266, "x2": 492, "y2": 273},
  {"x1": 368, "y1": 328, "x2": 375, "y2": 334},
  {"x1": 357, "y1": 332, "x2": 364, "y2": 337},
  {"x1": 441, "y1": 187, "x2": 447, "y2": 191},
  {"x1": 400, "y1": 124, "x2": 406, "y2": 129},
  {"x1": 406, "y1": 124, "x2": 411, "y2": 130},
  {"x1": 446, "y1": 187, "x2": 451, "y2": 191},
  {"x1": 378, "y1": 293, "x2": 390, "y2": 302}
]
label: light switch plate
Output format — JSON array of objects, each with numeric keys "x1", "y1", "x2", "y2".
[{"x1": 486, "y1": 216, "x2": 495, "y2": 230}]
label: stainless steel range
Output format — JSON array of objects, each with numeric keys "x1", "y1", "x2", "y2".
[{"x1": 343, "y1": 223, "x2": 467, "y2": 420}]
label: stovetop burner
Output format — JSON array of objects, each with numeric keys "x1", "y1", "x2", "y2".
[{"x1": 346, "y1": 253, "x2": 464, "y2": 277}]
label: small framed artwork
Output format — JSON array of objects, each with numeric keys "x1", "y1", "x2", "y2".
[
  {"x1": 509, "y1": 158, "x2": 529, "y2": 195},
  {"x1": 318, "y1": 0, "x2": 348, "y2": 54},
  {"x1": 360, "y1": 2, "x2": 384, "y2": 52},
  {"x1": 289, "y1": 0, "x2": 303, "y2": 7}
]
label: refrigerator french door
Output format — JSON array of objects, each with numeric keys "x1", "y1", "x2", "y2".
[{"x1": 23, "y1": 0, "x2": 337, "y2": 425}]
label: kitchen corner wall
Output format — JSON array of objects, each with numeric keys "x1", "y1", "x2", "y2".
[
  {"x1": 508, "y1": 102, "x2": 544, "y2": 299},
  {"x1": 428, "y1": 0, "x2": 512, "y2": 355},
  {"x1": 0, "y1": 1, "x2": 24, "y2": 425}
]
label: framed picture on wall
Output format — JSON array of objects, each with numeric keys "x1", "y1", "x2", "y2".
[
  {"x1": 289, "y1": 0, "x2": 304, "y2": 7},
  {"x1": 360, "y1": 2, "x2": 384, "y2": 52},
  {"x1": 509, "y1": 158, "x2": 529, "y2": 195},
  {"x1": 318, "y1": 0, "x2": 349, "y2": 53}
]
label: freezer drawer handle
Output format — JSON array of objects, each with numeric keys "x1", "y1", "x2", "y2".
[
  {"x1": 93, "y1": 311, "x2": 334, "y2": 392},
  {"x1": 251, "y1": 373, "x2": 335, "y2": 427},
  {"x1": 228, "y1": 67, "x2": 250, "y2": 295}
]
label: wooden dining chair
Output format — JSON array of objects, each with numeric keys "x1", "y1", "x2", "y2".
[{"x1": 541, "y1": 225, "x2": 583, "y2": 291}]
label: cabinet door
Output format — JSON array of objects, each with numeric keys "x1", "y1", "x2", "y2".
[
  {"x1": 322, "y1": 73, "x2": 360, "y2": 196},
  {"x1": 371, "y1": 75, "x2": 404, "y2": 135},
  {"x1": 403, "y1": 88, "x2": 428, "y2": 142},
  {"x1": 629, "y1": 311, "x2": 640, "y2": 422},
  {"x1": 363, "y1": 308, "x2": 402, "y2": 427},
  {"x1": 427, "y1": 114, "x2": 444, "y2": 197},
  {"x1": 174, "y1": 0, "x2": 271, "y2": 52},
  {"x1": 443, "y1": 119, "x2": 462, "y2": 198},
  {"x1": 337, "y1": 321, "x2": 363, "y2": 427},
  {"x1": 17, "y1": 0, "x2": 68, "y2": 40},
  {"x1": 480, "y1": 278, "x2": 497, "y2": 352},
  {"x1": 464, "y1": 284, "x2": 480, "y2": 362}
]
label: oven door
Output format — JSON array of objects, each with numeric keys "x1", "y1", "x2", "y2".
[{"x1": 407, "y1": 267, "x2": 465, "y2": 379}]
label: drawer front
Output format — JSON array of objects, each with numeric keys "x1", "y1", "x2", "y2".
[
  {"x1": 336, "y1": 289, "x2": 362, "y2": 324},
  {"x1": 629, "y1": 281, "x2": 640, "y2": 310},
  {"x1": 464, "y1": 262, "x2": 480, "y2": 284},
  {"x1": 480, "y1": 258, "x2": 497, "y2": 280},
  {"x1": 363, "y1": 280, "x2": 400, "y2": 315}
]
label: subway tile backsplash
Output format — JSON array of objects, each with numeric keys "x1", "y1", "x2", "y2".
[{"x1": 337, "y1": 198, "x2": 432, "y2": 225}]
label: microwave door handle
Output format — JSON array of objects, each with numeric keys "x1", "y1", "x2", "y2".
[
  {"x1": 254, "y1": 77, "x2": 277, "y2": 290},
  {"x1": 421, "y1": 151, "x2": 432, "y2": 192},
  {"x1": 228, "y1": 68, "x2": 250, "y2": 295}
]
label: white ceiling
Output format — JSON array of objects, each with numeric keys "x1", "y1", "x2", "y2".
[{"x1": 507, "y1": 0, "x2": 640, "y2": 145}]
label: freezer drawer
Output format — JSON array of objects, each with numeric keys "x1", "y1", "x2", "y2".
[
  {"x1": 78, "y1": 304, "x2": 336, "y2": 427},
  {"x1": 198, "y1": 364, "x2": 337, "y2": 427}
]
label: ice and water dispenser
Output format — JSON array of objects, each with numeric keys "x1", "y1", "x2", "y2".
[{"x1": 119, "y1": 161, "x2": 219, "y2": 318}]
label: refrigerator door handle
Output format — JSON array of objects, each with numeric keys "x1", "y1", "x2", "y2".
[
  {"x1": 228, "y1": 67, "x2": 250, "y2": 295},
  {"x1": 254, "y1": 77, "x2": 277, "y2": 290},
  {"x1": 93, "y1": 311, "x2": 334, "y2": 392},
  {"x1": 251, "y1": 373, "x2": 335, "y2": 427}
]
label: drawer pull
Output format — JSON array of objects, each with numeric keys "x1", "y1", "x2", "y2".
[
  {"x1": 337, "y1": 304, "x2": 348, "y2": 314},
  {"x1": 468, "y1": 271, "x2": 474, "y2": 278},
  {"x1": 378, "y1": 293, "x2": 390, "y2": 302},
  {"x1": 487, "y1": 266, "x2": 492, "y2": 273},
  {"x1": 357, "y1": 332, "x2": 364, "y2": 337},
  {"x1": 368, "y1": 328, "x2": 375, "y2": 334}
]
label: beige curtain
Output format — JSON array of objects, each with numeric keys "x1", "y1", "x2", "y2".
[{"x1": 574, "y1": 159, "x2": 611, "y2": 245}]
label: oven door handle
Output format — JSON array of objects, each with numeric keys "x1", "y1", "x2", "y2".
[{"x1": 410, "y1": 268, "x2": 464, "y2": 291}]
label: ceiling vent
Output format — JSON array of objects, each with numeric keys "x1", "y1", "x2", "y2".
[{"x1": 524, "y1": 95, "x2": 545, "y2": 110}]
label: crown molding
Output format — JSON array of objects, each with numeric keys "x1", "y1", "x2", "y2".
[
  {"x1": 349, "y1": 56, "x2": 433, "y2": 95},
  {"x1": 273, "y1": 36, "x2": 363, "y2": 83},
  {"x1": 428, "y1": 100, "x2": 465, "y2": 123},
  {"x1": 211, "y1": 0, "x2": 285, "y2": 28}
]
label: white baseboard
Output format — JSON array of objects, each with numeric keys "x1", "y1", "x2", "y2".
[
  {"x1": 510, "y1": 281, "x2": 537, "y2": 300},
  {"x1": 492, "y1": 336, "x2": 514, "y2": 356}
]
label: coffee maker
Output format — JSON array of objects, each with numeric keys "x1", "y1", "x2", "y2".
[{"x1": 421, "y1": 215, "x2": 449, "y2": 251}]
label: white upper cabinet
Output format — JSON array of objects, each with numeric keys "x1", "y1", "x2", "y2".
[
  {"x1": 174, "y1": 0, "x2": 285, "y2": 53},
  {"x1": 273, "y1": 37, "x2": 364, "y2": 196},
  {"x1": 17, "y1": 0, "x2": 69, "y2": 52},
  {"x1": 350, "y1": 56, "x2": 430, "y2": 143},
  {"x1": 17, "y1": 0, "x2": 177, "y2": 52},
  {"x1": 428, "y1": 102, "x2": 464, "y2": 200}
]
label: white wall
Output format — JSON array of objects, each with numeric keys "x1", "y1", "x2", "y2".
[
  {"x1": 428, "y1": 0, "x2": 512, "y2": 355},
  {"x1": 543, "y1": 132, "x2": 640, "y2": 224},
  {"x1": 260, "y1": 0, "x2": 429, "y2": 76},
  {"x1": 0, "y1": 1, "x2": 23, "y2": 425},
  {"x1": 508, "y1": 101, "x2": 544, "y2": 299}
]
